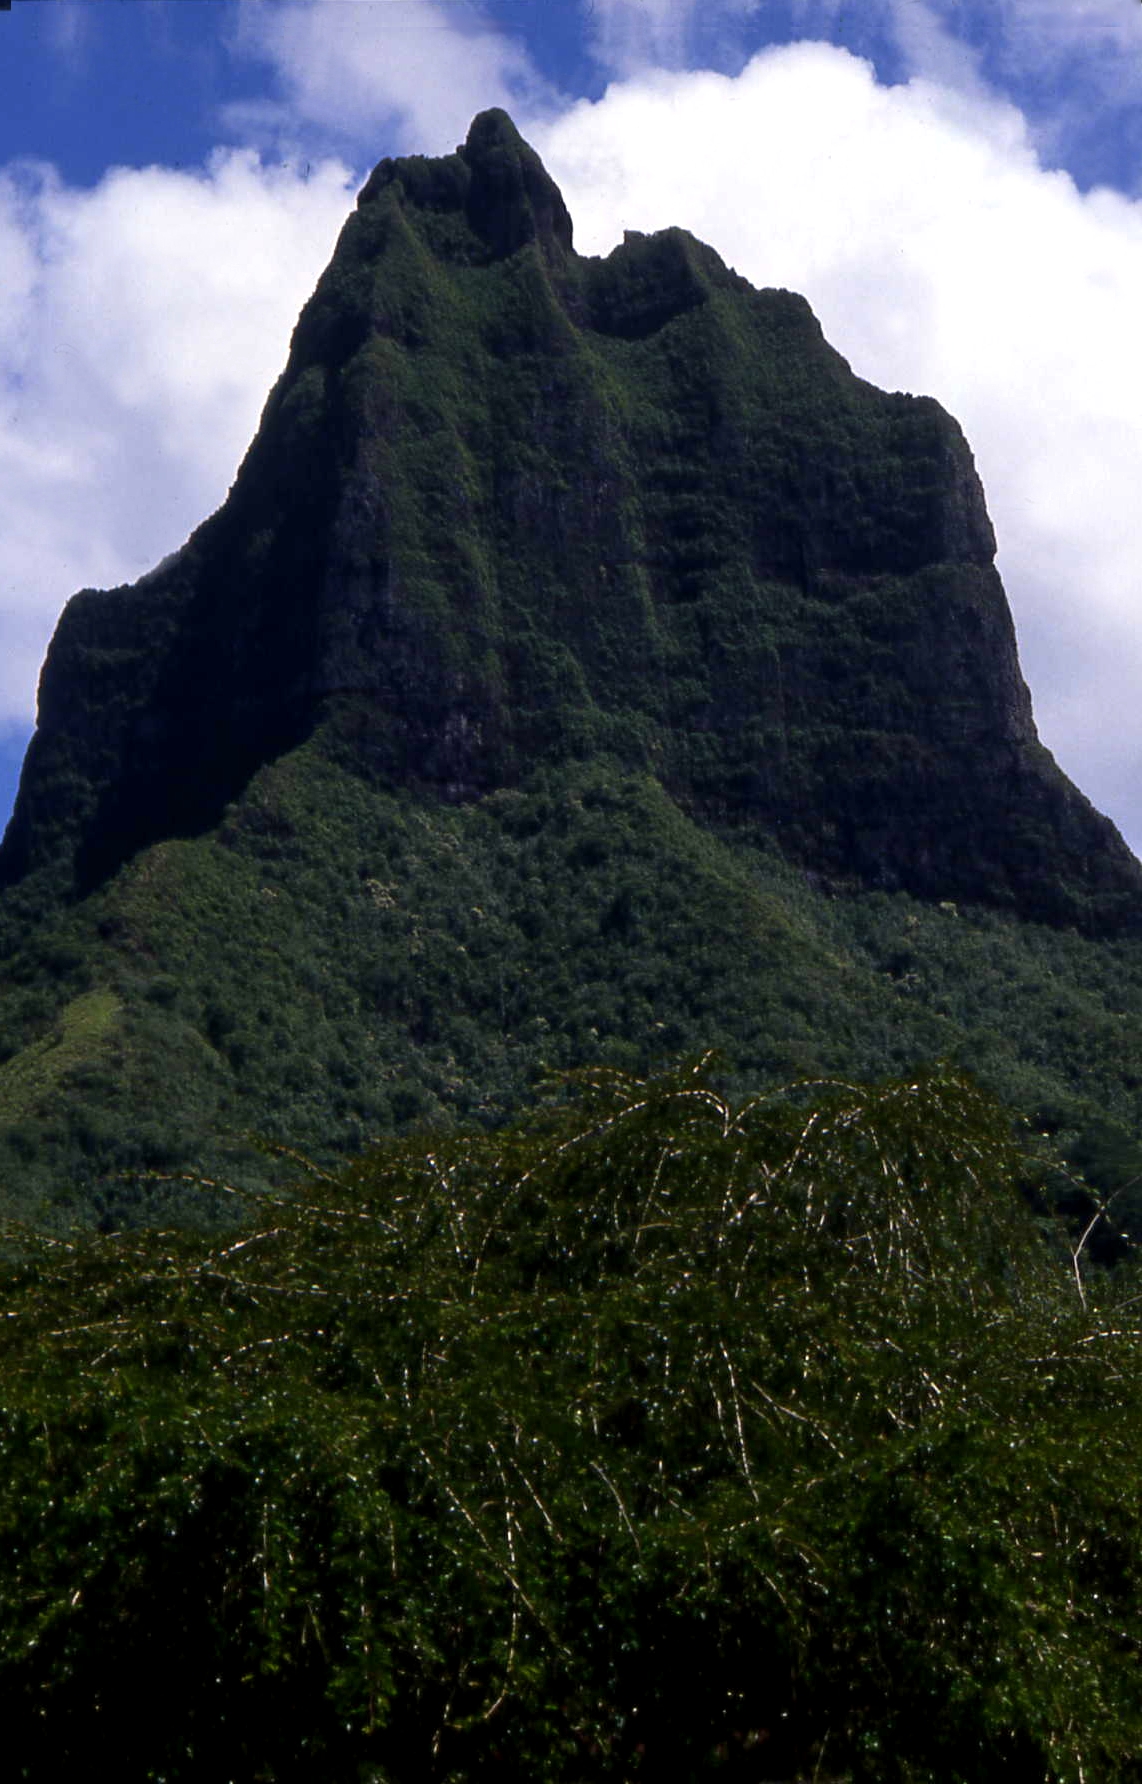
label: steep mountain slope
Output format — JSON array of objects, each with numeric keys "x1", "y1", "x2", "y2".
[
  {"x1": 1, "y1": 110, "x2": 1141, "y2": 1221},
  {"x1": 3, "y1": 110, "x2": 1138, "y2": 929}
]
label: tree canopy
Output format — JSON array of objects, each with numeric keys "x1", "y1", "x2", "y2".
[{"x1": 1, "y1": 1058, "x2": 1141, "y2": 1781}]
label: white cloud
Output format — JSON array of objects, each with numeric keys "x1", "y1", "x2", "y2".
[
  {"x1": 979, "y1": 0, "x2": 1142, "y2": 82},
  {"x1": 1011, "y1": 7, "x2": 1142, "y2": 189},
  {"x1": 0, "y1": 148, "x2": 355, "y2": 725},
  {"x1": 884, "y1": 0, "x2": 988, "y2": 95},
  {"x1": 229, "y1": 0, "x2": 559, "y2": 157},
  {"x1": 885, "y1": 0, "x2": 1142, "y2": 179},
  {"x1": 533, "y1": 45, "x2": 1142, "y2": 850},
  {"x1": 585, "y1": 0, "x2": 699, "y2": 77},
  {"x1": 584, "y1": 0, "x2": 778, "y2": 79}
]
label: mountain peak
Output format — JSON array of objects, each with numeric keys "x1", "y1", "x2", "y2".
[
  {"x1": 459, "y1": 106, "x2": 574, "y2": 260},
  {"x1": 354, "y1": 107, "x2": 573, "y2": 265},
  {"x1": 2, "y1": 114, "x2": 1139, "y2": 935}
]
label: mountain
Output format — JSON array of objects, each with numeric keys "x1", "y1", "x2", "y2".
[
  {"x1": 4, "y1": 108, "x2": 1139, "y2": 932},
  {"x1": 2, "y1": 109, "x2": 1142, "y2": 1223}
]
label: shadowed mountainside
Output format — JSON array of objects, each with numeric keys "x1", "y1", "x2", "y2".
[
  {"x1": 2, "y1": 108, "x2": 1138, "y2": 934},
  {"x1": 1, "y1": 112, "x2": 1142, "y2": 1220}
]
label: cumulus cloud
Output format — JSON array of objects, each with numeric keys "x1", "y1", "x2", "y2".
[
  {"x1": 0, "y1": 147, "x2": 355, "y2": 726},
  {"x1": 533, "y1": 45, "x2": 1142, "y2": 848},
  {"x1": 881, "y1": 0, "x2": 1142, "y2": 182},
  {"x1": 229, "y1": 0, "x2": 559, "y2": 157}
]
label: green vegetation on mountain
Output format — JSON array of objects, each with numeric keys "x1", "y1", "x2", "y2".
[
  {"x1": 3, "y1": 112, "x2": 1138, "y2": 930},
  {"x1": 4, "y1": 1059, "x2": 1142, "y2": 1783},
  {"x1": 0, "y1": 112, "x2": 1138, "y2": 1220},
  {"x1": 2, "y1": 740, "x2": 1142, "y2": 1237}
]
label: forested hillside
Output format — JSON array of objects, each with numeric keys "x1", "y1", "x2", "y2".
[{"x1": 5, "y1": 745, "x2": 1142, "y2": 1241}]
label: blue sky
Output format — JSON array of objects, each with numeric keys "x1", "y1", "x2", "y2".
[{"x1": 3, "y1": 0, "x2": 1142, "y2": 851}]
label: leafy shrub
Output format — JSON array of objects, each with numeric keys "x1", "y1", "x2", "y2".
[{"x1": 1, "y1": 1061, "x2": 1141, "y2": 1780}]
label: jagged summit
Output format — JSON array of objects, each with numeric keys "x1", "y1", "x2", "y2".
[
  {"x1": 461, "y1": 107, "x2": 574, "y2": 259},
  {"x1": 2, "y1": 114, "x2": 1139, "y2": 933},
  {"x1": 357, "y1": 109, "x2": 574, "y2": 267}
]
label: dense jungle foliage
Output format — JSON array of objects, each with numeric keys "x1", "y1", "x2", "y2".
[
  {"x1": 2, "y1": 1058, "x2": 1141, "y2": 1782},
  {"x1": 3, "y1": 747, "x2": 1142, "y2": 1246}
]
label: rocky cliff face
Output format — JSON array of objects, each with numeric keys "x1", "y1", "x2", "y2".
[{"x1": 3, "y1": 109, "x2": 1139, "y2": 931}]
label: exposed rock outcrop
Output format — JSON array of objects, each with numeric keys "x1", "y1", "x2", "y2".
[{"x1": 3, "y1": 110, "x2": 1138, "y2": 932}]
